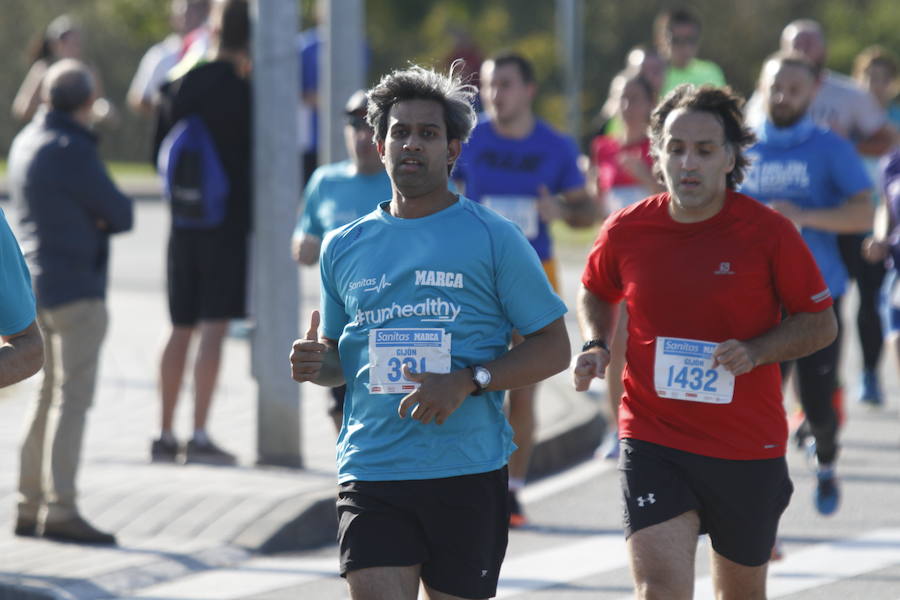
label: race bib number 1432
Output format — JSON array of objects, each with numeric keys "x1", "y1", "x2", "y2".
[{"x1": 653, "y1": 336, "x2": 734, "y2": 404}]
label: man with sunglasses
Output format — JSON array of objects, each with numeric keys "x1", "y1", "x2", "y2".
[
  {"x1": 292, "y1": 89, "x2": 391, "y2": 430},
  {"x1": 654, "y1": 8, "x2": 726, "y2": 96}
]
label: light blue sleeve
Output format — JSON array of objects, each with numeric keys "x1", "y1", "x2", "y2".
[
  {"x1": 319, "y1": 232, "x2": 349, "y2": 341},
  {"x1": 0, "y1": 208, "x2": 36, "y2": 336},
  {"x1": 556, "y1": 136, "x2": 586, "y2": 193},
  {"x1": 298, "y1": 169, "x2": 325, "y2": 238},
  {"x1": 492, "y1": 221, "x2": 567, "y2": 335},
  {"x1": 830, "y1": 136, "x2": 873, "y2": 200}
]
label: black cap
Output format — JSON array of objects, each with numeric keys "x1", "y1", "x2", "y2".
[{"x1": 344, "y1": 89, "x2": 368, "y2": 115}]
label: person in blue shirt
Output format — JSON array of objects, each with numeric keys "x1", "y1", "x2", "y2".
[
  {"x1": 452, "y1": 51, "x2": 594, "y2": 527},
  {"x1": 292, "y1": 89, "x2": 391, "y2": 431},
  {"x1": 740, "y1": 53, "x2": 874, "y2": 517},
  {"x1": 290, "y1": 63, "x2": 570, "y2": 600},
  {"x1": 0, "y1": 207, "x2": 43, "y2": 389}
]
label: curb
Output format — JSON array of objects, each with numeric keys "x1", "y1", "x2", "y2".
[{"x1": 248, "y1": 399, "x2": 607, "y2": 555}]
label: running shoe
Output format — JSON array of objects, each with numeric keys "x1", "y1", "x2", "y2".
[
  {"x1": 185, "y1": 438, "x2": 237, "y2": 466},
  {"x1": 858, "y1": 370, "x2": 883, "y2": 407},
  {"x1": 814, "y1": 467, "x2": 840, "y2": 516},
  {"x1": 508, "y1": 490, "x2": 527, "y2": 528},
  {"x1": 150, "y1": 437, "x2": 180, "y2": 463}
]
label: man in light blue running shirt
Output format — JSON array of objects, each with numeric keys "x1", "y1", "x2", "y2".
[
  {"x1": 0, "y1": 206, "x2": 43, "y2": 388},
  {"x1": 292, "y1": 89, "x2": 392, "y2": 431},
  {"x1": 740, "y1": 52, "x2": 873, "y2": 518},
  {"x1": 290, "y1": 63, "x2": 570, "y2": 600}
]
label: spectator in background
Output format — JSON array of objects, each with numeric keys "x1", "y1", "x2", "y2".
[
  {"x1": 654, "y1": 8, "x2": 726, "y2": 96},
  {"x1": 292, "y1": 89, "x2": 391, "y2": 432},
  {"x1": 770, "y1": 20, "x2": 896, "y2": 406},
  {"x1": 297, "y1": 17, "x2": 321, "y2": 184},
  {"x1": 453, "y1": 51, "x2": 595, "y2": 528},
  {"x1": 863, "y1": 150, "x2": 900, "y2": 392},
  {"x1": 626, "y1": 45, "x2": 665, "y2": 99},
  {"x1": 127, "y1": 0, "x2": 211, "y2": 116},
  {"x1": 10, "y1": 59, "x2": 133, "y2": 545},
  {"x1": 589, "y1": 70, "x2": 663, "y2": 460},
  {"x1": 152, "y1": 0, "x2": 251, "y2": 466},
  {"x1": 444, "y1": 27, "x2": 484, "y2": 112},
  {"x1": 854, "y1": 46, "x2": 900, "y2": 130},
  {"x1": 12, "y1": 15, "x2": 115, "y2": 126}
]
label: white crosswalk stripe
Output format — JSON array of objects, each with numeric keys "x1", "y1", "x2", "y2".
[{"x1": 120, "y1": 526, "x2": 900, "y2": 599}]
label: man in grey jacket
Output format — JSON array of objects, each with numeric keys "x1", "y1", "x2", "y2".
[{"x1": 9, "y1": 59, "x2": 133, "y2": 544}]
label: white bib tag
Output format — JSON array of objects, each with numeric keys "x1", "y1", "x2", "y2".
[
  {"x1": 653, "y1": 336, "x2": 735, "y2": 404},
  {"x1": 368, "y1": 328, "x2": 451, "y2": 394},
  {"x1": 482, "y1": 195, "x2": 540, "y2": 240}
]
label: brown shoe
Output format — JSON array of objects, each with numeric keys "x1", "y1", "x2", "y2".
[
  {"x1": 14, "y1": 517, "x2": 37, "y2": 537},
  {"x1": 42, "y1": 515, "x2": 116, "y2": 545}
]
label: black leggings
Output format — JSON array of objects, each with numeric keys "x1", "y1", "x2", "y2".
[
  {"x1": 838, "y1": 233, "x2": 886, "y2": 371},
  {"x1": 781, "y1": 297, "x2": 842, "y2": 465}
]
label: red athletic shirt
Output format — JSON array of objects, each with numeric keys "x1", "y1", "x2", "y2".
[
  {"x1": 591, "y1": 135, "x2": 653, "y2": 192},
  {"x1": 582, "y1": 191, "x2": 833, "y2": 460}
]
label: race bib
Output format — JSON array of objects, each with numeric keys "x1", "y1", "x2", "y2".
[
  {"x1": 368, "y1": 328, "x2": 451, "y2": 394},
  {"x1": 482, "y1": 195, "x2": 539, "y2": 240},
  {"x1": 653, "y1": 336, "x2": 735, "y2": 404}
]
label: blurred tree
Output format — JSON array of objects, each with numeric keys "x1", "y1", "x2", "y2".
[{"x1": 1, "y1": 0, "x2": 899, "y2": 162}]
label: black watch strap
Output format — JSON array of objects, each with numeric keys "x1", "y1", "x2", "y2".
[{"x1": 582, "y1": 338, "x2": 609, "y2": 353}]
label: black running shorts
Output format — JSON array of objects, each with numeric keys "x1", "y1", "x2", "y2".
[
  {"x1": 619, "y1": 438, "x2": 793, "y2": 566},
  {"x1": 336, "y1": 467, "x2": 509, "y2": 599},
  {"x1": 167, "y1": 229, "x2": 248, "y2": 326}
]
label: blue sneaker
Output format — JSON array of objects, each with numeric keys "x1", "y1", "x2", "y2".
[
  {"x1": 858, "y1": 370, "x2": 883, "y2": 406},
  {"x1": 814, "y1": 467, "x2": 840, "y2": 516}
]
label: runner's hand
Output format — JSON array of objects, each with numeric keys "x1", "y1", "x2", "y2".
[
  {"x1": 862, "y1": 236, "x2": 890, "y2": 264},
  {"x1": 572, "y1": 349, "x2": 609, "y2": 392},
  {"x1": 711, "y1": 339, "x2": 757, "y2": 376},
  {"x1": 290, "y1": 310, "x2": 326, "y2": 382},
  {"x1": 537, "y1": 184, "x2": 561, "y2": 223},
  {"x1": 397, "y1": 366, "x2": 470, "y2": 425}
]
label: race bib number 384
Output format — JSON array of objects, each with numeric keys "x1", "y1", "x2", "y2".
[
  {"x1": 368, "y1": 328, "x2": 451, "y2": 394},
  {"x1": 653, "y1": 336, "x2": 735, "y2": 404}
]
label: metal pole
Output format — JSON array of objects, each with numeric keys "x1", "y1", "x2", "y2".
[
  {"x1": 251, "y1": 0, "x2": 302, "y2": 467},
  {"x1": 320, "y1": 0, "x2": 366, "y2": 164},
  {"x1": 556, "y1": 0, "x2": 583, "y2": 139}
]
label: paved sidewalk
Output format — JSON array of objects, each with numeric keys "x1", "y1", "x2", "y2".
[{"x1": 0, "y1": 199, "x2": 605, "y2": 599}]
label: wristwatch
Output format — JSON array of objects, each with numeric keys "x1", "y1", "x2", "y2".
[
  {"x1": 582, "y1": 338, "x2": 609, "y2": 353},
  {"x1": 469, "y1": 365, "x2": 492, "y2": 396}
]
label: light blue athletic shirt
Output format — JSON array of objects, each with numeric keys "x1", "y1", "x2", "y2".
[
  {"x1": 320, "y1": 196, "x2": 567, "y2": 482},
  {"x1": 453, "y1": 118, "x2": 585, "y2": 261},
  {"x1": 0, "y1": 206, "x2": 36, "y2": 335},
  {"x1": 295, "y1": 160, "x2": 392, "y2": 239},
  {"x1": 740, "y1": 116, "x2": 871, "y2": 298}
]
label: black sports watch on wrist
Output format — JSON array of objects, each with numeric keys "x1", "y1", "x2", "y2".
[
  {"x1": 582, "y1": 338, "x2": 609, "y2": 353},
  {"x1": 469, "y1": 365, "x2": 491, "y2": 396}
]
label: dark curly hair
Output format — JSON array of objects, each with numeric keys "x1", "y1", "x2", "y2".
[{"x1": 648, "y1": 84, "x2": 756, "y2": 189}]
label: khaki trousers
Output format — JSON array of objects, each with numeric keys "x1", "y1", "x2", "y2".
[{"x1": 17, "y1": 298, "x2": 108, "y2": 523}]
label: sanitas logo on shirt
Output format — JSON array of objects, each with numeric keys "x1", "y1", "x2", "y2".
[
  {"x1": 415, "y1": 270, "x2": 464, "y2": 289},
  {"x1": 348, "y1": 274, "x2": 392, "y2": 294},
  {"x1": 355, "y1": 298, "x2": 462, "y2": 325}
]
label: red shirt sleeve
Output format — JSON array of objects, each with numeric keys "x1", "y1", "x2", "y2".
[
  {"x1": 581, "y1": 215, "x2": 625, "y2": 304},
  {"x1": 770, "y1": 211, "x2": 834, "y2": 314}
]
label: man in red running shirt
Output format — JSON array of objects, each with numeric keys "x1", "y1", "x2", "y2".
[{"x1": 573, "y1": 85, "x2": 837, "y2": 598}]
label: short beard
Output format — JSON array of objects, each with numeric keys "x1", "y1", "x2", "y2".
[{"x1": 769, "y1": 109, "x2": 806, "y2": 129}]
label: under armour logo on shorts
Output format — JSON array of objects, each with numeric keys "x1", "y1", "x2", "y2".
[{"x1": 636, "y1": 493, "x2": 656, "y2": 507}]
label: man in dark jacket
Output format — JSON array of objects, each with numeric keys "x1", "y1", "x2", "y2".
[
  {"x1": 9, "y1": 58, "x2": 133, "y2": 544},
  {"x1": 151, "y1": 0, "x2": 250, "y2": 465}
]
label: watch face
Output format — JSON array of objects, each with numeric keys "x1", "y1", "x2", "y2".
[{"x1": 475, "y1": 367, "x2": 491, "y2": 386}]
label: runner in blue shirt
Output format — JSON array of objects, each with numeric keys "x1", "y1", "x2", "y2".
[
  {"x1": 0, "y1": 206, "x2": 43, "y2": 388},
  {"x1": 452, "y1": 52, "x2": 594, "y2": 526},
  {"x1": 740, "y1": 53, "x2": 874, "y2": 517},
  {"x1": 290, "y1": 63, "x2": 570, "y2": 600},
  {"x1": 292, "y1": 90, "x2": 392, "y2": 431}
]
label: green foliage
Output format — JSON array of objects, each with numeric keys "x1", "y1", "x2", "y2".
[{"x1": 2, "y1": 0, "x2": 899, "y2": 162}]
